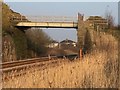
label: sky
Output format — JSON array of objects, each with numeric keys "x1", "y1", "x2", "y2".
[{"x1": 4, "y1": 1, "x2": 118, "y2": 42}]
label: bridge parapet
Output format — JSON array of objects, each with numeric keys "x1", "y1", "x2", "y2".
[{"x1": 11, "y1": 16, "x2": 77, "y2": 22}]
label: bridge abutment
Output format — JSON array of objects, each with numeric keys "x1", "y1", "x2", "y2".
[
  {"x1": 77, "y1": 13, "x2": 93, "y2": 55},
  {"x1": 77, "y1": 13, "x2": 86, "y2": 49}
]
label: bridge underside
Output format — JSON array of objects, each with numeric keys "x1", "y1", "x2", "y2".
[{"x1": 16, "y1": 22, "x2": 78, "y2": 29}]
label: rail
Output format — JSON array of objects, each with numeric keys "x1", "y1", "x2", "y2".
[{"x1": 1, "y1": 54, "x2": 78, "y2": 72}]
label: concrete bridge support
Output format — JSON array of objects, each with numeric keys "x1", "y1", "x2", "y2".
[
  {"x1": 77, "y1": 13, "x2": 93, "y2": 55},
  {"x1": 77, "y1": 13, "x2": 86, "y2": 54}
]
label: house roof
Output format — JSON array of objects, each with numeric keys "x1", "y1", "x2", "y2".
[
  {"x1": 51, "y1": 40, "x2": 59, "y2": 43},
  {"x1": 60, "y1": 39, "x2": 76, "y2": 44}
]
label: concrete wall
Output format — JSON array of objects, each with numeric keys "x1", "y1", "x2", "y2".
[{"x1": 77, "y1": 14, "x2": 102, "y2": 53}]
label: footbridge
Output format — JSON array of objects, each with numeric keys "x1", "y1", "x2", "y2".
[
  {"x1": 11, "y1": 13, "x2": 108, "y2": 58},
  {"x1": 13, "y1": 14, "x2": 83, "y2": 29},
  {"x1": 13, "y1": 13, "x2": 88, "y2": 55},
  {"x1": 16, "y1": 22, "x2": 78, "y2": 29}
]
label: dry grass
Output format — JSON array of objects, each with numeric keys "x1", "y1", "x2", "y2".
[{"x1": 2, "y1": 31, "x2": 119, "y2": 88}]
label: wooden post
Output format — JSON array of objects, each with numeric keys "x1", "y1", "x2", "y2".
[{"x1": 80, "y1": 48, "x2": 82, "y2": 59}]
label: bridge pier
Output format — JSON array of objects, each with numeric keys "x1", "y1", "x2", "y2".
[
  {"x1": 77, "y1": 13, "x2": 85, "y2": 50},
  {"x1": 77, "y1": 13, "x2": 93, "y2": 56}
]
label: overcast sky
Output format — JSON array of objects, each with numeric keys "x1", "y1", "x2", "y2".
[{"x1": 4, "y1": 2, "x2": 118, "y2": 42}]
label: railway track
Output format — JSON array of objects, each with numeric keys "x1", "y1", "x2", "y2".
[
  {"x1": 1, "y1": 56, "x2": 57, "y2": 72},
  {"x1": 2, "y1": 54, "x2": 78, "y2": 81},
  {"x1": 1, "y1": 54, "x2": 78, "y2": 72},
  {"x1": 1, "y1": 56, "x2": 57, "y2": 68}
]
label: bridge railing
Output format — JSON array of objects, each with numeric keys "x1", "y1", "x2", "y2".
[{"x1": 10, "y1": 16, "x2": 78, "y2": 22}]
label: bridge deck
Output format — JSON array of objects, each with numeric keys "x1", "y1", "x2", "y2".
[{"x1": 16, "y1": 22, "x2": 78, "y2": 28}]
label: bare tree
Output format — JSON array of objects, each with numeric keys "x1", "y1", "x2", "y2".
[
  {"x1": 26, "y1": 28, "x2": 52, "y2": 57},
  {"x1": 105, "y1": 6, "x2": 115, "y2": 29}
]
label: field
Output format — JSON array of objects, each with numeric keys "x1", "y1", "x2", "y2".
[{"x1": 2, "y1": 31, "x2": 119, "y2": 88}]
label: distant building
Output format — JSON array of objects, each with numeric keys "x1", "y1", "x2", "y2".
[
  {"x1": 60, "y1": 39, "x2": 77, "y2": 48},
  {"x1": 47, "y1": 40, "x2": 59, "y2": 48},
  {"x1": 86, "y1": 16, "x2": 108, "y2": 30}
]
